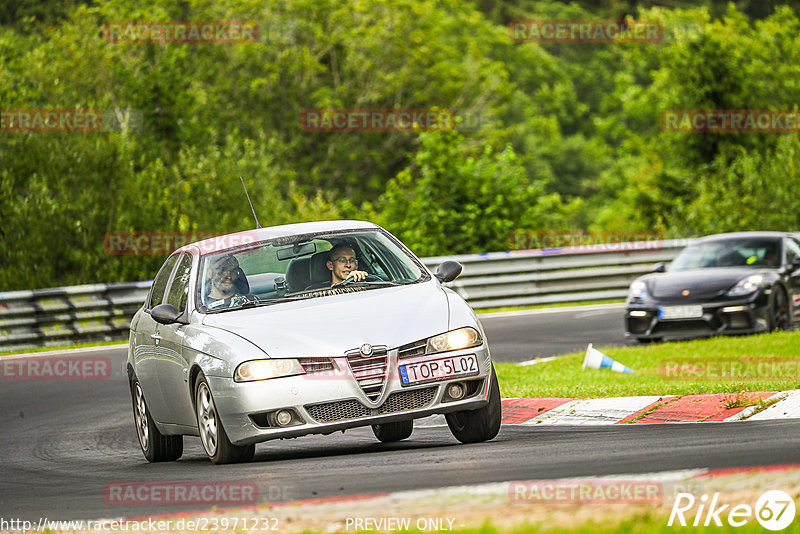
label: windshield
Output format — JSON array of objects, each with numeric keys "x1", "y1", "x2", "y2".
[
  {"x1": 195, "y1": 228, "x2": 427, "y2": 312},
  {"x1": 670, "y1": 238, "x2": 781, "y2": 271}
]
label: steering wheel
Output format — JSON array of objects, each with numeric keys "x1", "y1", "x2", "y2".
[{"x1": 331, "y1": 273, "x2": 384, "y2": 288}]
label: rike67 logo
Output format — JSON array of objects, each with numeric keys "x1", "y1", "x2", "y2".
[{"x1": 669, "y1": 490, "x2": 796, "y2": 531}]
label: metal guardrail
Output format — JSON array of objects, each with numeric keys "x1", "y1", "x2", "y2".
[
  {"x1": 0, "y1": 239, "x2": 690, "y2": 352},
  {"x1": 0, "y1": 282, "x2": 152, "y2": 353},
  {"x1": 424, "y1": 239, "x2": 691, "y2": 309}
]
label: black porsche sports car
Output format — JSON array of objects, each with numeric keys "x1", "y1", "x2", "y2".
[{"x1": 625, "y1": 231, "x2": 800, "y2": 342}]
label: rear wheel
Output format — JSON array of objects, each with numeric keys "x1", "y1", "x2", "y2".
[
  {"x1": 130, "y1": 378, "x2": 183, "y2": 462},
  {"x1": 446, "y1": 366, "x2": 502, "y2": 444},
  {"x1": 372, "y1": 420, "x2": 413, "y2": 442},
  {"x1": 195, "y1": 374, "x2": 255, "y2": 464},
  {"x1": 768, "y1": 286, "x2": 790, "y2": 331}
]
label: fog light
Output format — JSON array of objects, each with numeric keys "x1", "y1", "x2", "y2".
[
  {"x1": 447, "y1": 383, "x2": 465, "y2": 400},
  {"x1": 629, "y1": 310, "x2": 648, "y2": 317},
  {"x1": 275, "y1": 410, "x2": 293, "y2": 427}
]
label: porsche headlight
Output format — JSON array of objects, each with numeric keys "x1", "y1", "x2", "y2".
[
  {"x1": 234, "y1": 359, "x2": 305, "y2": 382},
  {"x1": 726, "y1": 274, "x2": 764, "y2": 297},
  {"x1": 629, "y1": 280, "x2": 648, "y2": 300},
  {"x1": 426, "y1": 327, "x2": 482, "y2": 354}
]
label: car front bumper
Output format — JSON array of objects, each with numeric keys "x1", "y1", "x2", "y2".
[
  {"x1": 208, "y1": 347, "x2": 494, "y2": 445},
  {"x1": 624, "y1": 294, "x2": 770, "y2": 341}
]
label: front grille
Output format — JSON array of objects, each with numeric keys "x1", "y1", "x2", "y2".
[
  {"x1": 397, "y1": 339, "x2": 426, "y2": 359},
  {"x1": 305, "y1": 400, "x2": 371, "y2": 423},
  {"x1": 298, "y1": 357, "x2": 334, "y2": 373},
  {"x1": 380, "y1": 386, "x2": 437, "y2": 413},
  {"x1": 345, "y1": 345, "x2": 388, "y2": 401},
  {"x1": 305, "y1": 386, "x2": 437, "y2": 423},
  {"x1": 626, "y1": 317, "x2": 650, "y2": 334},
  {"x1": 653, "y1": 320, "x2": 712, "y2": 336}
]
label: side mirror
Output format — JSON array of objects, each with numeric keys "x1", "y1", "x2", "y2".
[
  {"x1": 792, "y1": 257, "x2": 800, "y2": 269},
  {"x1": 151, "y1": 303, "x2": 183, "y2": 325},
  {"x1": 653, "y1": 262, "x2": 666, "y2": 273},
  {"x1": 434, "y1": 261, "x2": 463, "y2": 283}
]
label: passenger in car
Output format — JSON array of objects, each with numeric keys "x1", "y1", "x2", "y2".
[
  {"x1": 327, "y1": 245, "x2": 369, "y2": 285},
  {"x1": 205, "y1": 255, "x2": 250, "y2": 309}
]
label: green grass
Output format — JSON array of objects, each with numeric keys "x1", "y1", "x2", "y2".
[
  {"x1": 476, "y1": 300, "x2": 624, "y2": 315},
  {"x1": 495, "y1": 331, "x2": 800, "y2": 398},
  {"x1": 0, "y1": 339, "x2": 125, "y2": 357}
]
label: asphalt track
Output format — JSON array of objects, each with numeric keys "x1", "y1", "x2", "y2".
[
  {"x1": 2, "y1": 307, "x2": 797, "y2": 522},
  {"x1": 479, "y1": 303, "x2": 627, "y2": 362}
]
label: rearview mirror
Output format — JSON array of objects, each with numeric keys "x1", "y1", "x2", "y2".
[
  {"x1": 653, "y1": 262, "x2": 666, "y2": 273},
  {"x1": 434, "y1": 261, "x2": 463, "y2": 283},
  {"x1": 151, "y1": 303, "x2": 184, "y2": 325},
  {"x1": 277, "y1": 242, "x2": 316, "y2": 260}
]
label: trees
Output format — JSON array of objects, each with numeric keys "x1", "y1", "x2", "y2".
[
  {"x1": 374, "y1": 130, "x2": 566, "y2": 256},
  {"x1": 1, "y1": 1, "x2": 799, "y2": 290}
]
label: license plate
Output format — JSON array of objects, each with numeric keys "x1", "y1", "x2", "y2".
[
  {"x1": 399, "y1": 354, "x2": 479, "y2": 385},
  {"x1": 658, "y1": 305, "x2": 703, "y2": 320}
]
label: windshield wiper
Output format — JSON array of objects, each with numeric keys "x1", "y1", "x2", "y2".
[
  {"x1": 331, "y1": 279, "x2": 402, "y2": 288},
  {"x1": 253, "y1": 295, "x2": 315, "y2": 305}
]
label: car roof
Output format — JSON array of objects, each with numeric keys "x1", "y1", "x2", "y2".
[
  {"x1": 186, "y1": 219, "x2": 381, "y2": 254},
  {"x1": 697, "y1": 231, "x2": 790, "y2": 243}
]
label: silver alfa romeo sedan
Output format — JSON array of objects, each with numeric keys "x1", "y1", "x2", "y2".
[{"x1": 127, "y1": 220, "x2": 501, "y2": 464}]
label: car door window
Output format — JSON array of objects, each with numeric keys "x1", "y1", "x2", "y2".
[
  {"x1": 148, "y1": 254, "x2": 179, "y2": 309},
  {"x1": 166, "y1": 253, "x2": 194, "y2": 313},
  {"x1": 786, "y1": 238, "x2": 800, "y2": 265}
]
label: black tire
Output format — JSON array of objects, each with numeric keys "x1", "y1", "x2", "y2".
[
  {"x1": 194, "y1": 374, "x2": 255, "y2": 464},
  {"x1": 445, "y1": 365, "x2": 502, "y2": 444},
  {"x1": 768, "y1": 286, "x2": 791, "y2": 331},
  {"x1": 130, "y1": 377, "x2": 183, "y2": 462},
  {"x1": 372, "y1": 420, "x2": 414, "y2": 442}
]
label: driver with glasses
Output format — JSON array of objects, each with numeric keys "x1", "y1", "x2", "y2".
[{"x1": 326, "y1": 245, "x2": 369, "y2": 285}]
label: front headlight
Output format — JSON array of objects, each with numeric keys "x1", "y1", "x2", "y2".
[
  {"x1": 426, "y1": 327, "x2": 482, "y2": 354},
  {"x1": 234, "y1": 359, "x2": 305, "y2": 382},
  {"x1": 726, "y1": 274, "x2": 764, "y2": 297},
  {"x1": 629, "y1": 280, "x2": 648, "y2": 300}
]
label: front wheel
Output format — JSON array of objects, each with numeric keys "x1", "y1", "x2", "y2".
[
  {"x1": 195, "y1": 374, "x2": 255, "y2": 464},
  {"x1": 768, "y1": 286, "x2": 791, "y2": 332},
  {"x1": 445, "y1": 366, "x2": 502, "y2": 444},
  {"x1": 130, "y1": 378, "x2": 183, "y2": 462},
  {"x1": 372, "y1": 420, "x2": 413, "y2": 442}
]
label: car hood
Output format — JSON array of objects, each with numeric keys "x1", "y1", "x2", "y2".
[
  {"x1": 646, "y1": 267, "x2": 762, "y2": 299},
  {"x1": 201, "y1": 282, "x2": 450, "y2": 358}
]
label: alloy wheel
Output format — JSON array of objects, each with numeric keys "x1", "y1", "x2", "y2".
[
  {"x1": 133, "y1": 382, "x2": 149, "y2": 451},
  {"x1": 196, "y1": 382, "x2": 218, "y2": 456}
]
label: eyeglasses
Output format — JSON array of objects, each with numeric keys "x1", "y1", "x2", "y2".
[
  {"x1": 332, "y1": 257, "x2": 358, "y2": 266},
  {"x1": 213, "y1": 267, "x2": 239, "y2": 277}
]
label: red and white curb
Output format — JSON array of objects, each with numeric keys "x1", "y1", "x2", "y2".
[
  {"x1": 418, "y1": 390, "x2": 800, "y2": 427},
  {"x1": 499, "y1": 391, "x2": 800, "y2": 425},
  {"x1": 115, "y1": 464, "x2": 800, "y2": 532}
]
